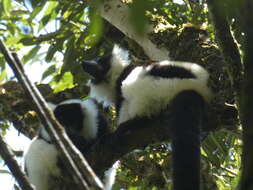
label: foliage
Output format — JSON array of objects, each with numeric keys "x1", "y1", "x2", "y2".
[{"x1": 0, "y1": 0, "x2": 243, "y2": 189}]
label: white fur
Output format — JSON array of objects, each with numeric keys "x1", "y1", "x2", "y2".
[
  {"x1": 47, "y1": 102, "x2": 57, "y2": 110},
  {"x1": 89, "y1": 45, "x2": 131, "y2": 107},
  {"x1": 88, "y1": 46, "x2": 211, "y2": 124},
  {"x1": 53, "y1": 99, "x2": 99, "y2": 140},
  {"x1": 118, "y1": 61, "x2": 211, "y2": 124},
  {"x1": 103, "y1": 161, "x2": 120, "y2": 190},
  {"x1": 80, "y1": 99, "x2": 99, "y2": 140},
  {"x1": 39, "y1": 125, "x2": 52, "y2": 142},
  {"x1": 24, "y1": 138, "x2": 60, "y2": 190}
]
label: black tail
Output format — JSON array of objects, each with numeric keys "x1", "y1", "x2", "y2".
[{"x1": 169, "y1": 90, "x2": 205, "y2": 190}]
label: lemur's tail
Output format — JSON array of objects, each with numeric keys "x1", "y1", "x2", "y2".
[{"x1": 169, "y1": 90, "x2": 205, "y2": 190}]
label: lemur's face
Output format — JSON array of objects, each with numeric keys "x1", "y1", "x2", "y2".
[
  {"x1": 54, "y1": 103, "x2": 84, "y2": 135},
  {"x1": 82, "y1": 54, "x2": 112, "y2": 84}
]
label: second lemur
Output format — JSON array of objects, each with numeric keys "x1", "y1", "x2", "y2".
[{"x1": 24, "y1": 99, "x2": 117, "y2": 190}]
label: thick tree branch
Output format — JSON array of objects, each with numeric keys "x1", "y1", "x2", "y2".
[
  {"x1": 98, "y1": 0, "x2": 170, "y2": 60},
  {"x1": 206, "y1": 0, "x2": 243, "y2": 98},
  {"x1": 239, "y1": 1, "x2": 253, "y2": 189},
  {"x1": 86, "y1": 108, "x2": 173, "y2": 176},
  {"x1": 0, "y1": 134, "x2": 35, "y2": 190},
  {"x1": 0, "y1": 40, "x2": 103, "y2": 190}
]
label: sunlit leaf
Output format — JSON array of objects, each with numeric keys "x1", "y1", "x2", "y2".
[
  {"x1": 2, "y1": 0, "x2": 11, "y2": 15},
  {"x1": 38, "y1": 1, "x2": 59, "y2": 31},
  {"x1": 30, "y1": 5, "x2": 44, "y2": 21},
  {"x1": 0, "y1": 70, "x2": 7, "y2": 82},
  {"x1": 87, "y1": 1, "x2": 103, "y2": 46},
  {"x1": 50, "y1": 72, "x2": 75, "y2": 93}
]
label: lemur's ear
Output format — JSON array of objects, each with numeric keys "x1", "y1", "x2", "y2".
[
  {"x1": 82, "y1": 60, "x2": 103, "y2": 80},
  {"x1": 83, "y1": 54, "x2": 111, "y2": 81}
]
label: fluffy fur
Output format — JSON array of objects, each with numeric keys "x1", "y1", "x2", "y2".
[
  {"x1": 84, "y1": 45, "x2": 211, "y2": 124},
  {"x1": 88, "y1": 45, "x2": 129, "y2": 107},
  {"x1": 24, "y1": 99, "x2": 116, "y2": 190},
  {"x1": 82, "y1": 45, "x2": 211, "y2": 190},
  {"x1": 57, "y1": 99, "x2": 99, "y2": 140},
  {"x1": 25, "y1": 139, "x2": 60, "y2": 190}
]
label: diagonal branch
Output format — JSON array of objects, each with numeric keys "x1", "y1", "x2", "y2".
[
  {"x1": 0, "y1": 40, "x2": 103, "y2": 190},
  {"x1": 98, "y1": 0, "x2": 170, "y2": 60},
  {"x1": 0, "y1": 134, "x2": 35, "y2": 190}
]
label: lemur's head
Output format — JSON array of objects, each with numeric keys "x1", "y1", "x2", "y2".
[
  {"x1": 39, "y1": 99, "x2": 99, "y2": 143},
  {"x1": 82, "y1": 45, "x2": 130, "y2": 106},
  {"x1": 53, "y1": 100, "x2": 85, "y2": 135}
]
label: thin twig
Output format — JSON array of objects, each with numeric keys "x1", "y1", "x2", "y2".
[{"x1": 0, "y1": 40, "x2": 104, "y2": 190}]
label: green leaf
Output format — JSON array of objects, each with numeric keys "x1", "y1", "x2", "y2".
[
  {"x1": 0, "y1": 56, "x2": 5, "y2": 70},
  {"x1": 0, "y1": 70, "x2": 7, "y2": 82},
  {"x1": 62, "y1": 38, "x2": 76, "y2": 72},
  {"x1": 38, "y1": 1, "x2": 59, "y2": 31},
  {"x1": 86, "y1": 1, "x2": 104, "y2": 46},
  {"x1": 42, "y1": 65, "x2": 56, "y2": 81},
  {"x1": 2, "y1": 0, "x2": 11, "y2": 15},
  {"x1": 44, "y1": 1, "x2": 59, "y2": 15},
  {"x1": 38, "y1": 15, "x2": 52, "y2": 31},
  {"x1": 30, "y1": 5, "x2": 44, "y2": 21},
  {"x1": 87, "y1": 13, "x2": 103, "y2": 46},
  {"x1": 22, "y1": 46, "x2": 41, "y2": 64},
  {"x1": 50, "y1": 72, "x2": 75, "y2": 93},
  {"x1": 130, "y1": 0, "x2": 148, "y2": 35},
  {"x1": 0, "y1": 169, "x2": 11, "y2": 174},
  {"x1": 45, "y1": 43, "x2": 61, "y2": 62},
  {"x1": 19, "y1": 37, "x2": 37, "y2": 45}
]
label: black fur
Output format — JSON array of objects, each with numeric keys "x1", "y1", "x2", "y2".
[
  {"x1": 169, "y1": 90, "x2": 204, "y2": 190},
  {"x1": 83, "y1": 54, "x2": 112, "y2": 84},
  {"x1": 147, "y1": 64, "x2": 197, "y2": 79},
  {"x1": 54, "y1": 103, "x2": 84, "y2": 135},
  {"x1": 115, "y1": 65, "x2": 136, "y2": 114},
  {"x1": 97, "y1": 112, "x2": 111, "y2": 138},
  {"x1": 53, "y1": 101, "x2": 110, "y2": 151},
  {"x1": 38, "y1": 100, "x2": 110, "y2": 152}
]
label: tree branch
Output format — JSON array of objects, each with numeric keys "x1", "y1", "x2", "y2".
[
  {"x1": 239, "y1": 1, "x2": 253, "y2": 189},
  {"x1": 98, "y1": 0, "x2": 170, "y2": 60},
  {"x1": 206, "y1": 0, "x2": 243, "y2": 98},
  {"x1": 0, "y1": 134, "x2": 35, "y2": 190},
  {"x1": 0, "y1": 40, "x2": 103, "y2": 190}
]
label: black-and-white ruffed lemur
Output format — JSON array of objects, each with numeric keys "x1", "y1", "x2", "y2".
[
  {"x1": 82, "y1": 45, "x2": 212, "y2": 190},
  {"x1": 24, "y1": 99, "x2": 118, "y2": 190}
]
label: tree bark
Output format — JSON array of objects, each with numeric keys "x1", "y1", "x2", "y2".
[
  {"x1": 238, "y1": 1, "x2": 253, "y2": 189},
  {"x1": 99, "y1": 0, "x2": 170, "y2": 60}
]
